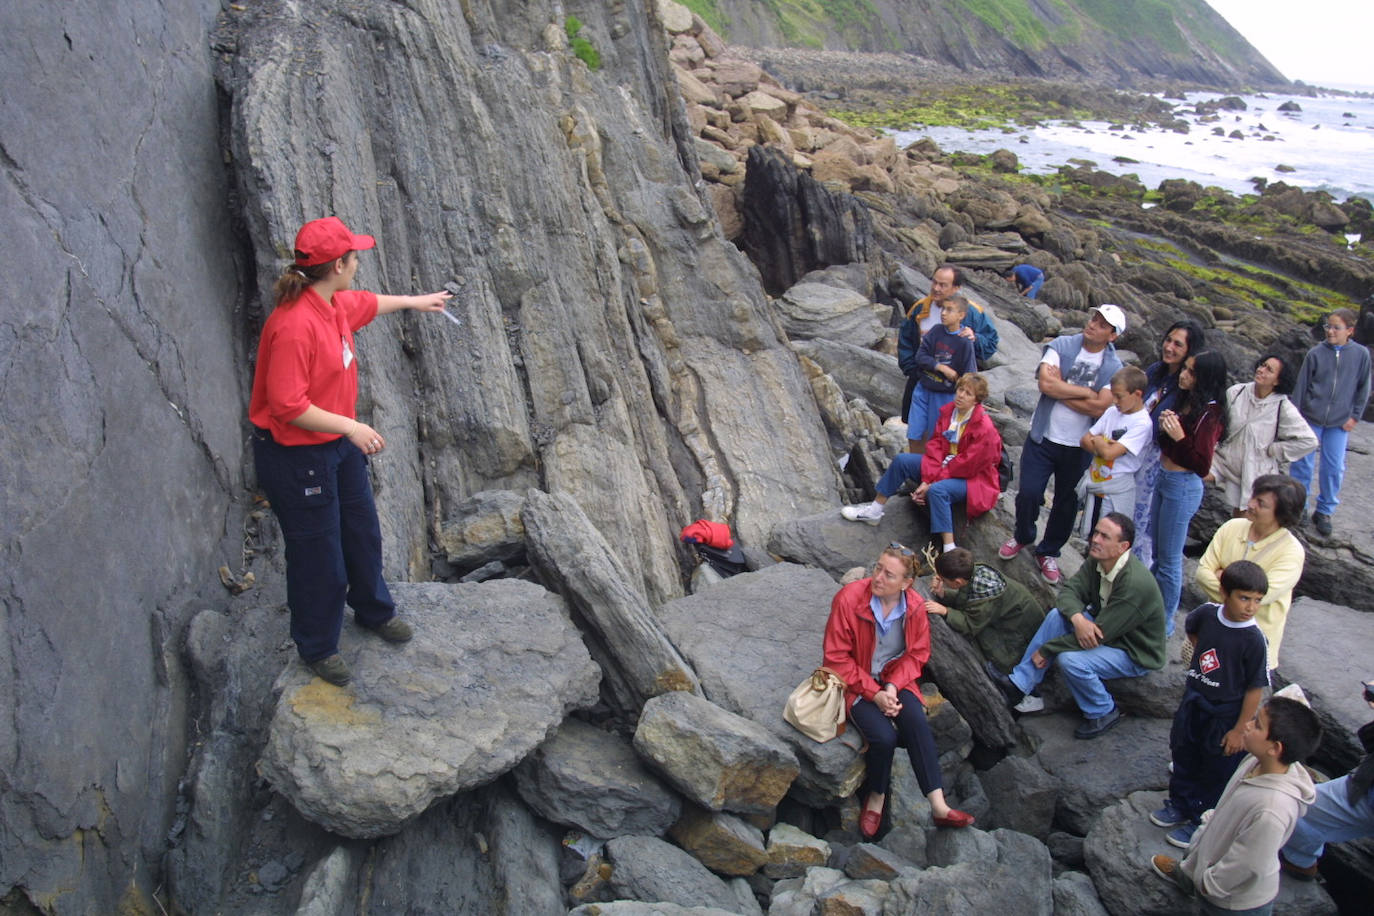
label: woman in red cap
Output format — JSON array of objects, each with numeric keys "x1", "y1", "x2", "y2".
[{"x1": 249, "y1": 217, "x2": 450, "y2": 686}]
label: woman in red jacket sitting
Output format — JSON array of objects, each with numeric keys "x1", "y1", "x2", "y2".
[
  {"x1": 841, "y1": 374, "x2": 1002, "y2": 552},
  {"x1": 823, "y1": 544, "x2": 976, "y2": 838}
]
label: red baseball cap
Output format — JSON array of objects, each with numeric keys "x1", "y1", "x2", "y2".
[{"x1": 293, "y1": 217, "x2": 376, "y2": 266}]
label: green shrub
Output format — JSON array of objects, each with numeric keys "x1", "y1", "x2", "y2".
[{"x1": 564, "y1": 16, "x2": 601, "y2": 70}]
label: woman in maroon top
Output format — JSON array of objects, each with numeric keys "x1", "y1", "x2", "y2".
[{"x1": 1151, "y1": 350, "x2": 1230, "y2": 636}]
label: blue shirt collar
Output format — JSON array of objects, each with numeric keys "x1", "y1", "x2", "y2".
[{"x1": 870, "y1": 591, "x2": 907, "y2": 633}]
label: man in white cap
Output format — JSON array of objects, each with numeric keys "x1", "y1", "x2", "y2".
[{"x1": 999, "y1": 305, "x2": 1127, "y2": 585}]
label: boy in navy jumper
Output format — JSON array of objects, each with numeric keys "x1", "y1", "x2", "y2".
[
  {"x1": 1151, "y1": 560, "x2": 1270, "y2": 847},
  {"x1": 908, "y1": 296, "x2": 976, "y2": 454}
]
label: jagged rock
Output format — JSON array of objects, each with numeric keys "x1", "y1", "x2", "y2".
[
  {"x1": 739, "y1": 89, "x2": 787, "y2": 119},
  {"x1": 924, "y1": 615, "x2": 1022, "y2": 753},
  {"x1": 741, "y1": 145, "x2": 875, "y2": 296},
  {"x1": 925, "y1": 825, "x2": 999, "y2": 867},
  {"x1": 1051, "y1": 870, "x2": 1109, "y2": 916},
  {"x1": 654, "y1": 564, "x2": 867, "y2": 805},
  {"x1": 774, "y1": 281, "x2": 886, "y2": 348},
  {"x1": 1273, "y1": 597, "x2": 1374, "y2": 773},
  {"x1": 569, "y1": 904, "x2": 738, "y2": 916},
  {"x1": 767, "y1": 867, "x2": 849, "y2": 916},
  {"x1": 522, "y1": 489, "x2": 701, "y2": 712},
  {"x1": 885, "y1": 828, "x2": 1052, "y2": 915},
  {"x1": 1023, "y1": 713, "x2": 1171, "y2": 835},
  {"x1": 791, "y1": 337, "x2": 905, "y2": 421},
  {"x1": 676, "y1": 67, "x2": 720, "y2": 105},
  {"x1": 634, "y1": 691, "x2": 799, "y2": 814},
  {"x1": 765, "y1": 823, "x2": 832, "y2": 879},
  {"x1": 1278, "y1": 100, "x2": 1303, "y2": 112},
  {"x1": 658, "y1": 0, "x2": 695, "y2": 34},
  {"x1": 977, "y1": 755, "x2": 1058, "y2": 840},
  {"x1": 513, "y1": 718, "x2": 681, "y2": 838},
  {"x1": 1048, "y1": 831, "x2": 1086, "y2": 867},
  {"x1": 605, "y1": 835, "x2": 742, "y2": 912},
  {"x1": 435, "y1": 489, "x2": 527, "y2": 571},
  {"x1": 1085, "y1": 791, "x2": 1337, "y2": 916},
  {"x1": 709, "y1": 58, "x2": 764, "y2": 97},
  {"x1": 839, "y1": 842, "x2": 919, "y2": 880},
  {"x1": 816, "y1": 878, "x2": 891, "y2": 914},
  {"x1": 989, "y1": 149, "x2": 1019, "y2": 173},
  {"x1": 669, "y1": 805, "x2": 768, "y2": 876},
  {"x1": 257, "y1": 580, "x2": 600, "y2": 838},
  {"x1": 1310, "y1": 201, "x2": 1349, "y2": 230},
  {"x1": 943, "y1": 243, "x2": 1018, "y2": 272}
]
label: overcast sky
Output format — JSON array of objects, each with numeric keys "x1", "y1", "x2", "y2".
[{"x1": 1206, "y1": 0, "x2": 1374, "y2": 88}]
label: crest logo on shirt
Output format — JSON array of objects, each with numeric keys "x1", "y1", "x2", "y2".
[{"x1": 1198, "y1": 648, "x2": 1220, "y2": 674}]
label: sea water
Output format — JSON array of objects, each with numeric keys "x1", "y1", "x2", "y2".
[{"x1": 888, "y1": 89, "x2": 1374, "y2": 204}]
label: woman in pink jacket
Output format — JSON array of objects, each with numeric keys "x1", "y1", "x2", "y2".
[{"x1": 823, "y1": 544, "x2": 976, "y2": 838}]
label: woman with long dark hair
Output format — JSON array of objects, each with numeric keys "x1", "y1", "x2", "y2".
[
  {"x1": 1151, "y1": 350, "x2": 1229, "y2": 635},
  {"x1": 1133, "y1": 320, "x2": 1206, "y2": 566},
  {"x1": 249, "y1": 217, "x2": 451, "y2": 686}
]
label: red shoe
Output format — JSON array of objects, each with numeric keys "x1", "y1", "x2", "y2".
[
  {"x1": 859, "y1": 804, "x2": 884, "y2": 838},
  {"x1": 933, "y1": 809, "x2": 975, "y2": 828}
]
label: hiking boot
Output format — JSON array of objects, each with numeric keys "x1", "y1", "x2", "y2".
[
  {"x1": 841, "y1": 501, "x2": 884, "y2": 526},
  {"x1": 1279, "y1": 851, "x2": 1318, "y2": 881},
  {"x1": 1074, "y1": 706, "x2": 1122, "y2": 739},
  {"x1": 1166, "y1": 823, "x2": 1198, "y2": 849},
  {"x1": 1149, "y1": 853, "x2": 1194, "y2": 896},
  {"x1": 1036, "y1": 555, "x2": 1061, "y2": 585},
  {"x1": 1013, "y1": 693, "x2": 1045, "y2": 714},
  {"x1": 984, "y1": 660, "x2": 1025, "y2": 707},
  {"x1": 1313, "y1": 512, "x2": 1333, "y2": 536},
  {"x1": 371, "y1": 617, "x2": 414, "y2": 643},
  {"x1": 997, "y1": 537, "x2": 1025, "y2": 560},
  {"x1": 1150, "y1": 799, "x2": 1189, "y2": 828},
  {"x1": 309, "y1": 654, "x2": 352, "y2": 686}
]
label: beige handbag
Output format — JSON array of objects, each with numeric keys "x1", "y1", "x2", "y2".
[{"x1": 783, "y1": 667, "x2": 848, "y2": 742}]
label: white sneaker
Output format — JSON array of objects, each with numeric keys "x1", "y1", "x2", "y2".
[
  {"x1": 1013, "y1": 694, "x2": 1045, "y2": 714},
  {"x1": 841, "y1": 502, "x2": 884, "y2": 526}
]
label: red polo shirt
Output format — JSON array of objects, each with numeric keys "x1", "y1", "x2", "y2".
[{"x1": 249, "y1": 288, "x2": 379, "y2": 446}]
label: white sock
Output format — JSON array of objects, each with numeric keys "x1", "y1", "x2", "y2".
[{"x1": 942, "y1": 543, "x2": 956, "y2": 552}]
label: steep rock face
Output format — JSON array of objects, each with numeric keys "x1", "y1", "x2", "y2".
[
  {"x1": 0, "y1": 0, "x2": 843, "y2": 910},
  {"x1": 703, "y1": 0, "x2": 1288, "y2": 88}
]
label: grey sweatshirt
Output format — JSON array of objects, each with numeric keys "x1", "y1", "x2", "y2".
[{"x1": 1291, "y1": 340, "x2": 1372, "y2": 428}]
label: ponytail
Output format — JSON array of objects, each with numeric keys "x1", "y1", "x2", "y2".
[{"x1": 272, "y1": 259, "x2": 339, "y2": 309}]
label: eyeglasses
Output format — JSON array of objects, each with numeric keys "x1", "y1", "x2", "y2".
[
  {"x1": 888, "y1": 542, "x2": 915, "y2": 556},
  {"x1": 1324, "y1": 324, "x2": 1349, "y2": 331}
]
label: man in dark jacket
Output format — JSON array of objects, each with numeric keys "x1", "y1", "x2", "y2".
[
  {"x1": 896, "y1": 264, "x2": 999, "y2": 420},
  {"x1": 926, "y1": 547, "x2": 1045, "y2": 676}
]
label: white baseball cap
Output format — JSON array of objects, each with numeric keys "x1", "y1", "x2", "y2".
[{"x1": 1092, "y1": 304, "x2": 1126, "y2": 334}]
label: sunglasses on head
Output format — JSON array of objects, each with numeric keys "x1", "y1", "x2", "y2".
[{"x1": 888, "y1": 542, "x2": 915, "y2": 556}]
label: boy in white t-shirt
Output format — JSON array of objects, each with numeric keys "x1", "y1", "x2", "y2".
[{"x1": 1078, "y1": 366, "x2": 1153, "y2": 537}]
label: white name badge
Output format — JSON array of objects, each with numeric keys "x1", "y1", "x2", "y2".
[{"x1": 342, "y1": 337, "x2": 354, "y2": 369}]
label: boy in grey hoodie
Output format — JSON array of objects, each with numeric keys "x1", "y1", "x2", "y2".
[{"x1": 1149, "y1": 695, "x2": 1322, "y2": 915}]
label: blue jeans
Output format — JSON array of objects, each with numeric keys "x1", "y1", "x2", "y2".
[
  {"x1": 908, "y1": 385, "x2": 954, "y2": 442},
  {"x1": 849, "y1": 689, "x2": 943, "y2": 797},
  {"x1": 1008, "y1": 610, "x2": 1150, "y2": 718},
  {"x1": 1280, "y1": 774, "x2": 1374, "y2": 868},
  {"x1": 1149, "y1": 468, "x2": 1204, "y2": 632},
  {"x1": 1023, "y1": 277, "x2": 1044, "y2": 299},
  {"x1": 1013, "y1": 437, "x2": 1090, "y2": 557},
  {"x1": 1289, "y1": 422, "x2": 1349, "y2": 516},
  {"x1": 875, "y1": 452, "x2": 925, "y2": 498},
  {"x1": 253, "y1": 431, "x2": 396, "y2": 662},
  {"x1": 926, "y1": 478, "x2": 967, "y2": 535}
]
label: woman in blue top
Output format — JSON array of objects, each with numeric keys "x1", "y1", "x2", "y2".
[
  {"x1": 1289, "y1": 308, "x2": 1372, "y2": 536},
  {"x1": 1133, "y1": 320, "x2": 1206, "y2": 567}
]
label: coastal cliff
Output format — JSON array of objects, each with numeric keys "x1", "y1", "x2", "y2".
[{"x1": 691, "y1": 0, "x2": 1289, "y2": 88}]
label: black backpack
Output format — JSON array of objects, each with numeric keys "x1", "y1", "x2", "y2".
[{"x1": 997, "y1": 446, "x2": 1014, "y2": 492}]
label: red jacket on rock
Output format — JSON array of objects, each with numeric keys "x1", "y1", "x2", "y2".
[
  {"x1": 822, "y1": 578, "x2": 930, "y2": 709},
  {"x1": 920, "y1": 401, "x2": 1002, "y2": 518}
]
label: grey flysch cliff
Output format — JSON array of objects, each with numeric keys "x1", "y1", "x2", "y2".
[{"x1": 0, "y1": 0, "x2": 839, "y2": 910}]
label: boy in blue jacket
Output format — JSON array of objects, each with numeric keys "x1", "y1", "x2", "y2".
[{"x1": 908, "y1": 297, "x2": 976, "y2": 454}]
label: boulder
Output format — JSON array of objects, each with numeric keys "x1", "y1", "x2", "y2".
[
  {"x1": 708, "y1": 58, "x2": 763, "y2": 98},
  {"x1": 522, "y1": 489, "x2": 701, "y2": 713},
  {"x1": 1051, "y1": 870, "x2": 1110, "y2": 916},
  {"x1": 989, "y1": 149, "x2": 1019, "y2": 173},
  {"x1": 1023, "y1": 712, "x2": 1172, "y2": 835},
  {"x1": 885, "y1": 828, "x2": 1052, "y2": 916},
  {"x1": 924, "y1": 615, "x2": 1022, "y2": 753},
  {"x1": 569, "y1": 904, "x2": 737, "y2": 916},
  {"x1": 767, "y1": 867, "x2": 848, "y2": 915},
  {"x1": 513, "y1": 717, "x2": 681, "y2": 838},
  {"x1": 942, "y1": 243, "x2": 1018, "y2": 272},
  {"x1": 773, "y1": 280, "x2": 886, "y2": 348},
  {"x1": 633, "y1": 691, "x2": 799, "y2": 815},
  {"x1": 977, "y1": 755, "x2": 1059, "y2": 840},
  {"x1": 435, "y1": 488, "x2": 527, "y2": 571},
  {"x1": 604, "y1": 835, "x2": 742, "y2": 912},
  {"x1": 257, "y1": 580, "x2": 599, "y2": 838},
  {"x1": 738, "y1": 89, "x2": 787, "y2": 120},
  {"x1": 839, "y1": 842, "x2": 919, "y2": 880},
  {"x1": 764, "y1": 823, "x2": 831, "y2": 879},
  {"x1": 668, "y1": 806, "x2": 768, "y2": 876},
  {"x1": 791, "y1": 337, "x2": 905, "y2": 421},
  {"x1": 1085, "y1": 791, "x2": 1337, "y2": 916},
  {"x1": 653, "y1": 564, "x2": 867, "y2": 805},
  {"x1": 658, "y1": 0, "x2": 695, "y2": 34}
]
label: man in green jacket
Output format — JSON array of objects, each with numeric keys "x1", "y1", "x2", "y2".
[
  {"x1": 927, "y1": 548, "x2": 1045, "y2": 677},
  {"x1": 987, "y1": 511, "x2": 1166, "y2": 738}
]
